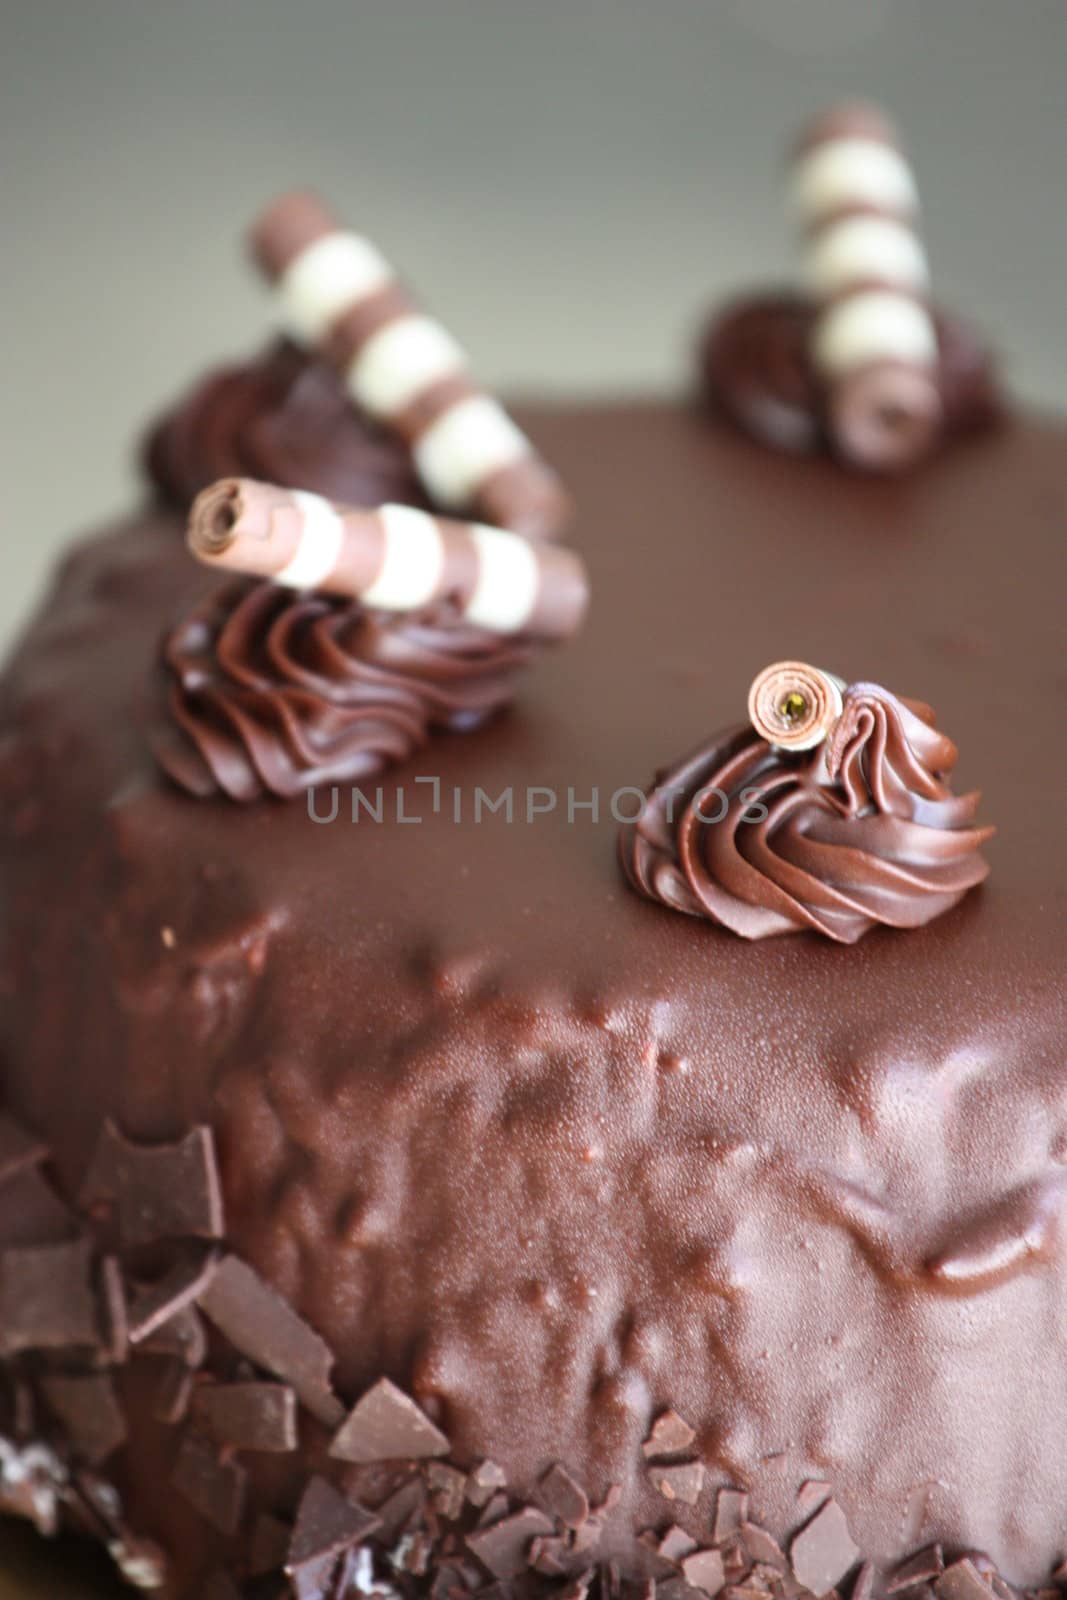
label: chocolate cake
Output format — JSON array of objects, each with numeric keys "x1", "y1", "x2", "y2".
[{"x1": 2, "y1": 128, "x2": 1067, "y2": 1600}]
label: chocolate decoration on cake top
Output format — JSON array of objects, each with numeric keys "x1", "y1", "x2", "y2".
[
  {"x1": 620, "y1": 662, "x2": 993, "y2": 943},
  {"x1": 249, "y1": 190, "x2": 573, "y2": 540},
  {"x1": 702, "y1": 102, "x2": 1000, "y2": 469}
]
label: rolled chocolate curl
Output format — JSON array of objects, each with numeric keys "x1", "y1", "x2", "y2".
[
  {"x1": 791, "y1": 103, "x2": 942, "y2": 471},
  {"x1": 188, "y1": 478, "x2": 589, "y2": 643},
  {"x1": 248, "y1": 192, "x2": 572, "y2": 540},
  {"x1": 747, "y1": 661, "x2": 846, "y2": 752}
]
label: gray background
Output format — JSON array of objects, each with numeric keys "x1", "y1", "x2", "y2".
[
  {"x1": 3, "y1": 0, "x2": 1067, "y2": 650},
  {"x1": 0, "y1": 2, "x2": 1065, "y2": 1592}
]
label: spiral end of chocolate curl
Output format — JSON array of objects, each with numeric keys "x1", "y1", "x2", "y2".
[
  {"x1": 831, "y1": 363, "x2": 943, "y2": 472},
  {"x1": 188, "y1": 480, "x2": 243, "y2": 559},
  {"x1": 747, "y1": 661, "x2": 844, "y2": 752}
]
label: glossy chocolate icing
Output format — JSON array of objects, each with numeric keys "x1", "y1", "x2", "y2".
[
  {"x1": 620, "y1": 684, "x2": 993, "y2": 943},
  {"x1": 2, "y1": 373, "x2": 1067, "y2": 1592}
]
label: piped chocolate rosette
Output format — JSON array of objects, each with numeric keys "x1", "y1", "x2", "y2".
[
  {"x1": 150, "y1": 196, "x2": 587, "y2": 802},
  {"x1": 702, "y1": 102, "x2": 1000, "y2": 470},
  {"x1": 620, "y1": 661, "x2": 993, "y2": 943},
  {"x1": 154, "y1": 480, "x2": 588, "y2": 802}
]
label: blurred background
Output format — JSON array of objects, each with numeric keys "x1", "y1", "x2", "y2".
[
  {"x1": 1, "y1": 1, "x2": 1066, "y2": 1592},
  {"x1": 3, "y1": 0, "x2": 1067, "y2": 646}
]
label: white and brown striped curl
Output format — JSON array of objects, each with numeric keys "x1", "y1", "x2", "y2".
[
  {"x1": 747, "y1": 661, "x2": 846, "y2": 752},
  {"x1": 248, "y1": 192, "x2": 572, "y2": 540},
  {"x1": 188, "y1": 478, "x2": 588, "y2": 644},
  {"x1": 791, "y1": 103, "x2": 942, "y2": 470}
]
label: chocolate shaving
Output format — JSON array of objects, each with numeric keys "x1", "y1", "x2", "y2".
[
  {"x1": 714, "y1": 1489, "x2": 749, "y2": 1544},
  {"x1": 649, "y1": 1461, "x2": 705, "y2": 1506},
  {"x1": 80, "y1": 1120, "x2": 223, "y2": 1246},
  {"x1": 0, "y1": 1236, "x2": 99, "y2": 1353},
  {"x1": 742, "y1": 1522, "x2": 786, "y2": 1569},
  {"x1": 890, "y1": 1547, "x2": 946, "y2": 1592},
  {"x1": 171, "y1": 1431, "x2": 248, "y2": 1536},
  {"x1": 191, "y1": 1379, "x2": 299, "y2": 1453},
  {"x1": 40, "y1": 1373, "x2": 126, "y2": 1465},
  {"x1": 197, "y1": 1254, "x2": 342, "y2": 1427},
  {"x1": 682, "y1": 1550, "x2": 727, "y2": 1596},
  {"x1": 643, "y1": 1409, "x2": 697, "y2": 1460},
  {"x1": 790, "y1": 1498, "x2": 860, "y2": 1598},
  {"x1": 153, "y1": 1359, "x2": 194, "y2": 1425},
  {"x1": 937, "y1": 1561, "x2": 997, "y2": 1600},
  {"x1": 128, "y1": 1248, "x2": 220, "y2": 1343},
  {"x1": 853, "y1": 1562, "x2": 877, "y2": 1600},
  {"x1": 287, "y1": 1474, "x2": 381, "y2": 1590},
  {"x1": 375, "y1": 1473, "x2": 427, "y2": 1540},
  {"x1": 797, "y1": 1480, "x2": 832, "y2": 1516},
  {"x1": 467, "y1": 1458, "x2": 507, "y2": 1508},
  {"x1": 140, "y1": 1302, "x2": 207, "y2": 1368},
  {"x1": 0, "y1": 1112, "x2": 46, "y2": 1183},
  {"x1": 428, "y1": 1460, "x2": 469, "y2": 1521},
  {"x1": 467, "y1": 1506, "x2": 555, "y2": 1579},
  {"x1": 330, "y1": 1376, "x2": 449, "y2": 1464},
  {"x1": 539, "y1": 1461, "x2": 590, "y2": 1528},
  {"x1": 657, "y1": 1527, "x2": 699, "y2": 1564},
  {"x1": 98, "y1": 1255, "x2": 129, "y2": 1365}
]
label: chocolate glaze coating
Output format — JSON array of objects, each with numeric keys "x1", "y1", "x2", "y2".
[{"x1": 2, "y1": 396, "x2": 1067, "y2": 1591}]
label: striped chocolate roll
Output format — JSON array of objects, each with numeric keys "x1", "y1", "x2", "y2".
[
  {"x1": 791, "y1": 103, "x2": 941, "y2": 471},
  {"x1": 248, "y1": 193, "x2": 572, "y2": 540},
  {"x1": 188, "y1": 478, "x2": 589, "y2": 644}
]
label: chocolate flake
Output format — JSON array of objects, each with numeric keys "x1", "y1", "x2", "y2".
[
  {"x1": 889, "y1": 1546, "x2": 945, "y2": 1592},
  {"x1": 197, "y1": 1254, "x2": 342, "y2": 1427},
  {"x1": 790, "y1": 1498, "x2": 860, "y2": 1597},
  {"x1": 0, "y1": 1112, "x2": 46, "y2": 1183},
  {"x1": 714, "y1": 1489, "x2": 749, "y2": 1544},
  {"x1": 658, "y1": 1527, "x2": 699, "y2": 1564},
  {"x1": 936, "y1": 1561, "x2": 997, "y2": 1600},
  {"x1": 428, "y1": 1460, "x2": 469, "y2": 1521},
  {"x1": 40, "y1": 1373, "x2": 127, "y2": 1465},
  {"x1": 467, "y1": 1506, "x2": 555, "y2": 1579},
  {"x1": 153, "y1": 1359, "x2": 194, "y2": 1426},
  {"x1": 250, "y1": 1510, "x2": 293, "y2": 1576},
  {"x1": 140, "y1": 1302, "x2": 207, "y2": 1368},
  {"x1": 191, "y1": 1379, "x2": 299, "y2": 1453},
  {"x1": 171, "y1": 1432, "x2": 248, "y2": 1536},
  {"x1": 128, "y1": 1248, "x2": 220, "y2": 1343},
  {"x1": 330, "y1": 1376, "x2": 449, "y2": 1464},
  {"x1": 0, "y1": 1236, "x2": 99, "y2": 1353},
  {"x1": 467, "y1": 1458, "x2": 508, "y2": 1507},
  {"x1": 742, "y1": 1522, "x2": 786, "y2": 1569},
  {"x1": 797, "y1": 1480, "x2": 833, "y2": 1516},
  {"x1": 649, "y1": 1461, "x2": 706, "y2": 1506},
  {"x1": 539, "y1": 1461, "x2": 590, "y2": 1528},
  {"x1": 682, "y1": 1549, "x2": 728, "y2": 1596},
  {"x1": 80, "y1": 1120, "x2": 223, "y2": 1245},
  {"x1": 98, "y1": 1255, "x2": 129, "y2": 1364},
  {"x1": 643, "y1": 1408, "x2": 697, "y2": 1460},
  {"x1": 287, "y1": 1474, "x2": 381, "y2": 1589},
  {"x1": 852, "y1": 1562, "x2": 877, "y2": 1600}
]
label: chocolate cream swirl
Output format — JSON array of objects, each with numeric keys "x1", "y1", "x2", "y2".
[
  {"x1": 701, "y1": 293, "x2": 1001, "y2": 461},
  {"x1": 144, "y1": 338, "x2": 425, "y2": 512},
  {"x1": 621, "y1": 683, "x2": 993, "y2": 943},
  {"x1": 153, "y1": 579, "x2": 533, "y2": 802}
]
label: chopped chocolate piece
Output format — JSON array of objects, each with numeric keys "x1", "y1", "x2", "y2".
[
  {"x1": 80, "y1": 1120, "x2": 223, "y2": 1245},
  {"x1": 714, "y1": 1489, "x2": 750, "y2": 1544},
  {"x1": 643, "y1": 1408, "x2": 697, "y2": 1460},
  {"x1": 852, "y1": 1563, "x2": 876, "y2": 1600},
  {"x1": 140, "y1": 1302, "x2": 207, "y2": 1368},
  {"x1": 790, "y1": 1499, "x2": 860, "y2": 1597},
  {"x1": 153, "y1": 1359, "x2": 194, "y2": 1425},
  {"x1": 198, "y1": 1255, "x2": 342, "y2": 1427},
  {"x1": 530, "y1": 1532, "x2": 571, "y2": 1575},
  {"x1": 40, "y1": 1373, "x2": 126, "y2": 1465},
  {"x1": 476, "y1": 1490, "x2": 510, "y2": 1528},
  {"x1": 107, "y1": 1531, "x2": 169, "y2": 1592},
  {"x1": 250, "y1": 1510, "x2": 292, "y2": 1576},
  {"x1": 467, "y1": 1458, "x2": 508, "y2": 1507},
  {"x1": 171, "y1": 1432, "x2": 247, "y2": 1536},
  {"x1": 539, "y1": 1461, "x2": 590, "y2": 1528},
  {"x1": 341, "y1": 1543, "x2": 402, "y2": 1599},
  {"x1": 936, "y1": 1561, "x2": 996, "y2": 1600},
  {"x1": 0, "y1": 1112, "x2": 46, "y2": 1183},
  {"x1": 571, "y1": 1516, "x2": 604, "y2": 1555},
  {"x1": 0, "y1": 1436, "x2": 67, "y2": 1535},
  {"x1": 649, "y1": 1461, "x2": 706, "y2": 1506},
  {"x1": 375, "y1": 1474, "x2": 427, "y2": 1539},
  {"x1": 330, "y1": 1376, "x2": 449, "y2": 1464},
  {"x1": 428, "y1": 1460, "x2": 469, "y2": 1521},
  {"x1": 659, "y1": 1526, "x2": 699, "y2": 1564},
  {"x1": 98, "y1": 1255, "x2": 128, "y2": 1364},
  {"x1": 467, "y1": 1506, "x2": 555, "y2": 1579},
  {"x1": 682, "y1": 1549, "x2": 727, "y2": 1597},
  {"x1": 191, "y1": 1379, "x2": 298, "y2": 1453},
  {"x1": 797, "y1": 1480, "x2": 833, "y2": 1516},
  {"x1": 287, "y1": 1474, "x2": 380, "y2": 1596},
  {"x1": 128, "y1": 1248, "x2": 219, "y2": 1343},
  {"x1": 742, "y1": 1522, "x2": 786, "y2": 1569},
  {"x1": 560, "y1": 1570, "x2": 596, "y2": 1600},
  {"x1": 0, "y1": 1236, "x2": 98, "y2": 1353},
  {"x1": 889, "y1": 1547, "x2": 945, "y2": 1592}
]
